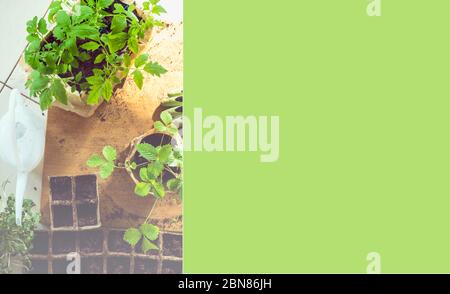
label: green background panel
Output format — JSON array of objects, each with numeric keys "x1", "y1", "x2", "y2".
[{"x1": 184, "y1": 0, "x2": 450, "y2": 273}]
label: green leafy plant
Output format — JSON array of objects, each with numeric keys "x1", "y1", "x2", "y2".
[
  {"x1": 86, "y1": 114, "x2": 182, "y2": 252},
  {"x1": 0, "y1": 181, "x2": 41, "y2": 274},
  {"x1": 25, "y1": 0, "x2": 168, "y2": 110}
]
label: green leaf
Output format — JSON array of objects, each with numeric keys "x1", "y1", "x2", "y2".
[
  {"x1": 139, "y1": 223, "x2": 159, "y2": 241},
  {"x1": 139, "y1": 167, "x2": 150, "y2": 182},
  {"x1": 134, "y1": 54, "x2": 148, "y2": 68},
  {"x1": 133, "y1": 70, "x2": 144, "y2": 89},
  {"x1": 103, "y1": 79, "x2": 113, "y2": 102},
  {"x1": 111, "y1": 15, "x2": 127, "y2": 33},
  {"x1": 147, "y1": 161, "x2": 164, "y2": 178},
  {"x1": 87, "y1": 154, "x2": 106, "y2": 167},
  {"x1": 81, "y1": 41, "x2": 100, "y2": 51},
  {"x1": 136, "y1": 143, "x2": 157, "y2": 161},
  {"x1": 72, "y1": 24, "x2": 100, "y2": 40},
  {"x1": 152, "y1": 5, "x2": 167, "y2": 15},
  {"x1": 51, "y1": 79, "x2": 68, "y2": 105},
  {"x1": 141, "y1": 238, "x2": 158, "y2": 253},
  {"x1": 152, "y1": 181, "x2": 165, "y2": 198},
  {"x1": 99, "y1": 162, "x2": 115, "y2": 179},
  {"x1": 123, "y1": 54, "x2": 131, "y2": 67},
  {"x1": 167, "y1": 178, "x2": 182, "y2": 191},
  {"x1": 143, "y1": 62, "x2": 167, "y2": 77},
  {"x1": 39, "y1": 88, "x2": 53, "y2": 111},
  {"x1": 158, "y1": 145, "x2": 172, "y2": 162},
  {"x1": 107, "y1": 32, "x2": 128, "y2": 52},
  {"x1": 30, "y1": 71, "x2": 49, "y2": 91},
  {"x1": 94, "y1": 54, "x2": 106, "y2": 64},
  {"x1": 123, "y1": 228, "x2": 142, "y2": 246},
  {"x1": 154, "y1": 121, "x2": 166, "y2": 132},
  {"x1": 26, "y1": 16, "x2": 38, "y2": 34},
  {"x1": 97, "y1": 0, "x2": 114, "y2": 9},
  {"x1": 55, "y1": 11, "x2": 70, "y2": 27},
  {"x1": 160, "y1": 111, "x2": 172, "y2": 125},
  {"x1": 102, "y1": 146, "x2": 117, "y2": 162},
  {"x1": 87, "y1": 84, "x2": 103, "y2": 105},
  {"x1": 38, "y1": 18, "x2": 48, "y2": 35},
  {"x1": 135, "y1": 182, "x2": 151, "y2": 197},
  {"x1": 127, "y1": 36, "x2": 138, "y2": 54}
]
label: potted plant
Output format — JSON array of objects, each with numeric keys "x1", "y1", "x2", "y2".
[
  {"x1": 24, "y1": 0, "x2": 168, "y2": 117},
  {"x1": 0, "y1": 181, "x2": 40, "y2": 274},
  {"x1": 86, "y1": 112, "x2": 182, "y2": 253}
]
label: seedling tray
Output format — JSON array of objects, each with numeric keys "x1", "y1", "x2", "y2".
[
  {"x1": 29, "y1": 229, "x2": 182, "y2": 274},
  {"x1": 49, "y1": 175, "x2": 101, "y2": 230}
]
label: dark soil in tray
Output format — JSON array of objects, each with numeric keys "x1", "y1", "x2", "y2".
[
  {"x1": 28, "y1": 259, "x2": 49, "y2": 274},
  {"x1": 74, "y1": 174, "x2": 97, "y2": 201},
  {"x1": 31, "y1": 231, "x2": 49, "y2": 255},
  {"x1": 134, "y1": 258, "x2": 158, "y2": 274},
  {"x1": 163, "y1": 234, "x2": 182, "y2": 258},
  {"x1": 52, "y1": 231, "x2": 77, "y2": 254},
  {"x1": 52, "y1": 259, "x2": 70, "y2": 274},
  {"x1": 107, "y1": 257, "x2": 131, "y2": 274},
  {"x1": 77, "y1": 202, "x2": 98, "y2": 227},
  {"x1": 81, "y1": 257, "x2": 104, "y2": 274},
  {"x1": 161, "y1": 260, "x2": 182, "y2": 274},
  {"x1": 108, "y1": 230, "x2": 132, "y2": 253},
  {"x1": 79, "y1": 230, "x2": 104, "y2": 253},
  {"x1": 49, "y1": 176, "x2": 72, "y2": 201},
  {"x1": 52, "y1": 205, "x2": 74, "y2": 228}
]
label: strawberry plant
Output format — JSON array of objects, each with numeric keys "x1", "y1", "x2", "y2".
[
  {"x1": 86, "y1": 114, "x2": 182, "y2": 253},
  {"x1": 25, "y1": 0, "x2": 168, "y2": 110}
]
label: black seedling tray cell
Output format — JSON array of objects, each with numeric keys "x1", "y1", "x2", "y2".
[
  {"x1": 49, "y1": 175, "x2": 101, "y2": 230},
  {"x1": 162, "y1": 233, "x2": 182, "y2": 258},
  {"x1": 52, "y1": 231, "x2": 77, "y2": 255},
  {"x1": 79, "y1": 230, "x2": 104, "y2": 254},
  {"x1": 161, "y1": 260, "x2": 182, "y2": 274},
  {"x1": 81, "y1": 257, "x2": 104, "y2": 274},
  {"x1": 108, "y1": 230, "x2": 132, "y2": 253},
  {"x1": 107, "y1": 256, "x2": 131, "y2": 274},
  {"x1": 28, "y1": 259, "x2": 49, "y2": 274},
  {"x1": 29, "y1": 229, "x2": 182, "y2": 274},
  {"x1": 134, "y1": 257, "x2": 158, "y2": 274},
  {"x1": 30, "y1": 231, "x2": 49, "y2": 255}
]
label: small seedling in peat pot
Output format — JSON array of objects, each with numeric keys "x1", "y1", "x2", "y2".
[
  {"x1": 86, "y1": 115, "x2": 183, "y2": 252},
  {"x1": 24, "y1": 0, "x2": 168, "y2": 111}
]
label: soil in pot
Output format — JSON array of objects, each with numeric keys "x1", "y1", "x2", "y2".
[
  {"x1": 30, "y1": 231, "x2": 49, "y2": 255},
  {"x1": 81, "y1": 257, "x2": 104, "y2": 274},
  {"x1": 79, "y1": 230, "x2": 104, "y2": 254},
  {"x1": 108, "y1": 230, "x2": 132, "y2": 253},
  {"x1": 76, "y1": 202, "x2": 98, "y2": 227},
  {"x1": 52, "y1": 204, "x2": 74, "y2": 228},
  {"x1": 107, "y1": 256, "x2": 131, "y2": 274},
  {"x1": 52, "y1": 231, "x2": 77, "y2": 254},
  {"x1": 49, "y1": 0, "x2": 141, "y2": 93},
  {"x1": 162, "y1": 233, "x2": 182, "y2": 258},
  {"x1": 74, "y1": 174, "x2": 98, "y2": 201},
  {"x1": 49, "y1": 176, "x2": 72, "y2": 201},
  {"x1": 134, "y1": 258, "x2": 158, "y2": 274},
  {"x1": 161, "y1": 260, "x2": 182, "y2": 274}
]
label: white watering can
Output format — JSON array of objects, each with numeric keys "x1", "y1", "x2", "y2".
[{"x1": 0, "y1": 89, "x2": 45, "y2": 225}]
